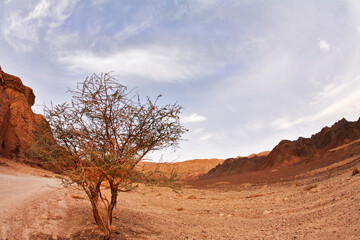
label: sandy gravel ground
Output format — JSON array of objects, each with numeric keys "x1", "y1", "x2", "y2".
[{"x1": 0, "y1": 156, "x2": 359, "y2": 239}]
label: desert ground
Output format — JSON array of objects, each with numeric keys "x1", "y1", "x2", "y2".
[{"x1": 0, "y1": 154, "x2": 360, "y2": 240}]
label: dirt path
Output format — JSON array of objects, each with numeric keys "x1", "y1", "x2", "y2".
[
  {"x1": 0, "y1": 174, "x2": 60, "y2": 204},
  {"x1": 0, "y1": 172, "x2": 97, "y2": 239},
  {"x1": 0, "y1": 174, "x2": 61, "y2": 239}
]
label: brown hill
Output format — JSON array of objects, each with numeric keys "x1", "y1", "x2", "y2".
[
  {"x1": 137, "y1": 158, "x2": 224, "y2": 181},
  {"x1": 0, "y1": 68, "x2": 51, "y2": 157},
  {"x1": 201, "y1": 117, "x2": 360, "y2": 180}
]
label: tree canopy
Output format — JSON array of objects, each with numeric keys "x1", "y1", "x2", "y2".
[{"x1": 40, "y1": 73, "x2": 187, "y2": 239}]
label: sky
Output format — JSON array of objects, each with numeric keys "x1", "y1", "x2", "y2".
[{"x1": 1, "y1": 0, "x2": 360, "y2": 162}]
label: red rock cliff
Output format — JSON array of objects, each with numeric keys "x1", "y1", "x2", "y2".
[{"x1": 0, "y1": 68, "x2": 50, "y2": 157}]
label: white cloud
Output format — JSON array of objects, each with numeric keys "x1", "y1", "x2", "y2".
[
  {"x1": 314, "y1": 76, "x2": 358, "y2": 102},
  {"x1": 57, "y1": 45, "x2": 212, "y2": 82},
  {"x1": 27, "y1": 0, "x2": 51, "y2": 21},
  {"x1": 272, "y1": 75, "x2": 360, "y2": 130},
  {"x1": 182, "y1": 113, "x2": 207, "y2": 123},
  {"x1": 2, "y1": 0, "x2": 76, "y2": 52},
  {"x1": 318, "y1": 39, "x2": 330, "y2": 51}
]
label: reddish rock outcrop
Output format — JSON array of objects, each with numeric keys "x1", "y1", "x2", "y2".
[{"x1": 0, "y1": 68, "x2": 51, "y2": 157}]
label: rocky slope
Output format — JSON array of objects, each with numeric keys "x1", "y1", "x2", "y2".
[
  {"x1": 203, "y1": 117, "x2": 360, "y2": 179},
  {"x1": 205, "y1": 152, "x2": 268, "y2": 178},
  {"x1": 0, "y1": 68, "x2": 50, "y2": 157}
]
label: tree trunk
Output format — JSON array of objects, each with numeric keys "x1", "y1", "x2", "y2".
[
  {"x1": 83, "y1": 179, "x2": 112, "y2": 239},
  {"x1": 99, "y1": 180, "x2": 119, "y2": 240},
  {"x1": 108, "y1": 180, "x2": 118, "y2": 226},
  {"x1": 89, "y1": 198, "x2": 105, "y2": 228}
]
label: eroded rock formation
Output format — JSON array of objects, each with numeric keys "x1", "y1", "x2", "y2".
[{"x1": 0, "y1": 67, "x2": 50, "y2": 157}]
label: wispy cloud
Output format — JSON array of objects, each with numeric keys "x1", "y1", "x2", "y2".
[
  {"x1": 182, "y1": 113, "x2": 207, "y2": 123},
  {"x1": 57, "y1": 45, "x2": 212, "y2": 82},
  {"x1": 272, "y1": 75, "x2": 360, "y2": 130},
  {"x1": 2, "y1": 0, "x2": 76, "y2": 52},
  {"x1": 314, "y1": 76, "x2": 357, "y2": 102},
  {"x1": 272, "y1": 90, "x2": 360, "y2": 130},
  {"x1": 114, "y1": 19, "x2": 155, "y2": 42}
]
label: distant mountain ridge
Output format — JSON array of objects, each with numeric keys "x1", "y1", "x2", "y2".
[
  {"x1": 203, "y1": 117, "x2": 360, "y2": 179},
  {"x1": 138, "y1": 158, "x2": 224, "y2": 181}
]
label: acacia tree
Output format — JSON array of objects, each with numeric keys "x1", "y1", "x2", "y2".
[{"x1": 43, "y1": 73, "x2": 187, "y2": 239}]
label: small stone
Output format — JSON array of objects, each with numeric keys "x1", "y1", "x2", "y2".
[{"x1": 263, "y1": 210, "x2": 271, "y2": 215}]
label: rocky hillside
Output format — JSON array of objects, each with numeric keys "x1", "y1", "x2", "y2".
[
  {"x1": 0, "y1": 68, "x2": 50, "y2": 157},
  {"x1": 205, "y1": 152, "x2": 269, "y2": 178},
  {"x1": 203, "y1": 117, "x2": 360, "y2": 179},
  {"x1": 262, "y1": 117, "x2": 360, "y2": 168}
]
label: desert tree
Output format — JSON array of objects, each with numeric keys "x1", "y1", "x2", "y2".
[{"x1": 39, "y1": 73, "x2": 187, "y2": 239}]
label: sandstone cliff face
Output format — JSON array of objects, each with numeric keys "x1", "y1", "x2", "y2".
[{"x1": 0, "y1": 69, "x2": 50, "y2": 157}]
